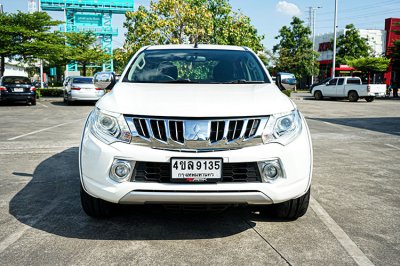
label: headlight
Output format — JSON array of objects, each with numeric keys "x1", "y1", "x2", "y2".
[
  {"x1": 89, "y1": 108, "x2": 131, "y2": 144},
  {"x1": 262, "y1": 109, "x2": 302, "y2": 145}
]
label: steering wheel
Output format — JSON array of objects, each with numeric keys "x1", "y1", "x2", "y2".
[{"x1": 157, "y1": 74, "x2": 175, "y2": 81}]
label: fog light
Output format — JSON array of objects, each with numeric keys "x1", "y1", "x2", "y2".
[
  {"x1": 258, "y1": 159, "x2": 284, "y2": 182},
  {"x1": 110, "y1": 159, "x2": 133, "y2": 182},
  {"x1": 115, "y1": 165, "x2": 129, "y2": 177},
  {"x1": 263, "y1": 164, "x2": 278, "y2": 178}
]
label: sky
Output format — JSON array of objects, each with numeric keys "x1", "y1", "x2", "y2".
[{"x1": 1, "y1": 0, "x2": 400, "y2": 50}]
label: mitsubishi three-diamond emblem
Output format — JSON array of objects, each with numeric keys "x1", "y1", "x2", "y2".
[{"x1": 187, "y1": 124, "x2": 207, "y2": 141}]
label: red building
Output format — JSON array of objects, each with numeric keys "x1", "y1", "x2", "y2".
[
  {"x1": 384, "y1": 18, "x2": 400, "y2": 87},
  {"x1": 314, "y1": 18, "x2": 400, "y2": 85}
]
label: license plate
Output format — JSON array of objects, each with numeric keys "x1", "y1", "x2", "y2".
[
  {"x1": 13, "y1": 88, "x2": 24, "y2": 92},
  {"x1": 171, "y1": 158, "x2": 223, "y2": 182}
]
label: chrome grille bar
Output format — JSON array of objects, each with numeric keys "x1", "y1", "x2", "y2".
[{"x1": 124, "y1": 116, "x2": 269, "y2": 151}]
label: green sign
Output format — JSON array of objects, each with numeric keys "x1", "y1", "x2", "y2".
[{"x1": 75, "y1": 14, "x2": 102, "y2": 26}]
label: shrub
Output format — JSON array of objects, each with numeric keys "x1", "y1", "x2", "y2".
[
  {"x1": 48, "y1": 81, "x2": 64, "y2": 87},
  {"x1": 37, "y1": 89, "x2": 64, "y2": 97}
]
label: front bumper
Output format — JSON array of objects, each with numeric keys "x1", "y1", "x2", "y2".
[
  {"x1": 80, "y1": 117, "x2": 313, "y2": 205},
  {"x1": 0, "y1": 92, "x2": 35, "y2": 102},
  {"x1": 119, "y1": 191, "x2": 273, "y2": 204}
]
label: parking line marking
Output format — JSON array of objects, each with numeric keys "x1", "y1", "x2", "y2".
[
  {"x1": 385, "y1": 144, "x2": 400, "y2": 150},
  {"x1": 0, "y1": 198, "x2": 61, "y2": 254},
  {"x1": 7, "y1": 119, "x2": 84, "y2": 141},
  {"x1": 322, "y1": 121, "x2": 347, "y2": 130},
  {"x1": 310, "y1": 197, "x2": 374, "y2": 266}
]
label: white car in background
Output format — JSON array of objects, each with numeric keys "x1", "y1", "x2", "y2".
[
  {"x1": 311, "y1": 76, "x2": 386, "y2": 102},
  {"x1": 79, "y1": 45, "x2": 313, "y2": 219},
  {"x1": 63, "y1": 76, "x2": 105, "y2": 104}
]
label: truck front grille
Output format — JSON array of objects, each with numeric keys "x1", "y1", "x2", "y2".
[
  {"x1": 125, "y1": 116, "x2": 269, "y2": 151},
  {"x1": 133, "y1": 162, "x2": 261, "y2": 183}
]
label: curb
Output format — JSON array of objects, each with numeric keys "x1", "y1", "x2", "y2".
[{"x1": 38, "y1": 97, "x2": 63, "y2": 102}]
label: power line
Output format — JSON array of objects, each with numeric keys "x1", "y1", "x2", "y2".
[
  {"x1": 317, "y1": 8, "x2": 400, "y2": 22},
  {"x1": 317, "y1": 0, "x2": 399, "y2": 15}
]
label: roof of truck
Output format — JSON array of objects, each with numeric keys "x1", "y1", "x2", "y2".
[{"x1": 146, "y1": 44, "x2": 249, "y2": 51}]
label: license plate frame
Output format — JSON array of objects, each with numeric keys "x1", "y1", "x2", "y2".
[{"x1": 170, "y1": 157, "x2": 223, "y2": 183}]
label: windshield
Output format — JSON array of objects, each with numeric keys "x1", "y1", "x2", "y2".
[
  {"x1": 73, "y1": 77, "x2": 93, "y2": 84},
  {"x1": 2, "y1": 76, "x2": 31, "y2": 85},
  {"x1": 123, "y1": 49, "x2": 269, "y2": 84}
]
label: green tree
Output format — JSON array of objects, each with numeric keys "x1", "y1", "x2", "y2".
[
  {"x1": 392, "y1": 40, "x2": 400, "y2": 62},
  {"x1": 347, "y1": 57, "x2": 390, "y2": 83},
  {"x1": 257, "y1": 53, "x2": 269, "y2": 66},
  {"x1": 65, "y1": 32, "x2": 110, "y2": 76},
  {"x1": 0, "y1": 11, "x2": 64, "y2": 76},
  {"x1": 335, "y1": 24, "x2": 371, "y2": 64},
  {"x1": 123, "y1": 0, "x2": 264, "y2": 58},
  {"x1": 273, "y1": 17, "x2": 319, "y2": 81},
  {"x1": 390, "y1": 22, "x2": 400, "y2": 75},
  {"x1": 113, "y1": 48, "x2": 129, "y2": 74},
  {"x1": 347, "y1": 57, "x2": 390, "y2": 72}
]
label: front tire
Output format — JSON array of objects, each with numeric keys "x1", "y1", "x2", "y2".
[
  {"x1": 80, "y1": 184, "x2": 115, "y2": 218},
  {"x1": 261, "y1": 188, "x2": 310, "y2": 220},
  {"x1": 348, "y1": 91, "x2": 359, "y2": 102},
  {"x1": 365, "y1": 96, "x2": 375, "y2": 102},
  {"x1": 314, "y1": 91, "x2": 323, "y2": 100}
]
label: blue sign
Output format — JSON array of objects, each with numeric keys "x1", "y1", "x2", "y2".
[{"x1": 50, "y1": 67, "x2": 57, "y2": 76}]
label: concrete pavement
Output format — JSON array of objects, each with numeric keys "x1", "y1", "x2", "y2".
[{"x1": 0, "y1": 98, "x2": 399, "y2": 265}]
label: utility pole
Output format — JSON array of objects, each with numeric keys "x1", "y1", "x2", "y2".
[
  {"x1": 332, "y1": 0, "x2": 338, "y2": 78},
  {"x1": 0, "y1": 3, "x2": 3, "y2": 77},
  {"x1": 308, "y1": 6, "x2": 321, "y2": 85},
  {"x1": 38, "y1": 0, "x2": 44, "y2": 88}
]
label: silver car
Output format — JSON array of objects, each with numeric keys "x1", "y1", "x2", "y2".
[{"x1": 63, "y1": 76, "x2": 105, "y2": 104}]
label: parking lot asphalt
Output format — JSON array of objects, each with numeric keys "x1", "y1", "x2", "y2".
[{"x1": 0, "y1": 97, "x2": 399, "y2": 265}]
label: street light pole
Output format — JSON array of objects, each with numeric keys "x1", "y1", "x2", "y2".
[
  {"x1": 38, "y1": 0, "x2": 44, "y2": 88},
  {"x1": 331, "y1": 0, "x2": 338, "y2": 78},
  {"x1": 311, "y1": 7, "x2": 321, "y2": 85}
]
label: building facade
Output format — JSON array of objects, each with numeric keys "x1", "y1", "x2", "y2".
[
  {"x1": 3, "y1": 60, "x2": 28, "y2": 77},
  {"x1": 313, "y1": 18, "x2": 400, "y2": 86}
]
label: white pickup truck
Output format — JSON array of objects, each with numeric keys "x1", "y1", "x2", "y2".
[
  {"x1": 311, "y1": 76, "x2": 386, "y2": 102},
  {"x1": 79, "y1": 45, "x2": 313, "y2": 220}
]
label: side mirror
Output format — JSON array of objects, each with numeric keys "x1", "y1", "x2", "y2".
[
  {"x1": 94, "y1": 72, "x2": 116, "y2": 90},
  {"x1": 281, "y1": 78, "x2": 288, "y2": 85},
  {"x1": 325, "y1": 82, "x2": 330, "y2": 85}
]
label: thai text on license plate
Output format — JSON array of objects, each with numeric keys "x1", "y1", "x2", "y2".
[{"x1": 170, "y1": 158, "x2": 222, "y2": 182}]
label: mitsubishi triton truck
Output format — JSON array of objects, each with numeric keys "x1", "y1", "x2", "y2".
[{"x1": 79, "y1": 45, "x2": 313, "y2": 219}]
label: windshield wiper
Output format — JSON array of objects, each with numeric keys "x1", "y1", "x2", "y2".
[
  {"x1": 162, "y1": 79, "x2": 199, "y2": 83},
  {"x1": 224, "y1": 79, "x2": 266, "y2": 84}
]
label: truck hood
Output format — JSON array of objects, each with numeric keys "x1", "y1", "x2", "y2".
[{"x1": 96, "y1": 83, "x2": 295, "y2": 117}]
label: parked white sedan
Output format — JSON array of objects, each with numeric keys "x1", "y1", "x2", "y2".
[{"x1": 63, "y1": 76, "x2": 105, "y2": 104}]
